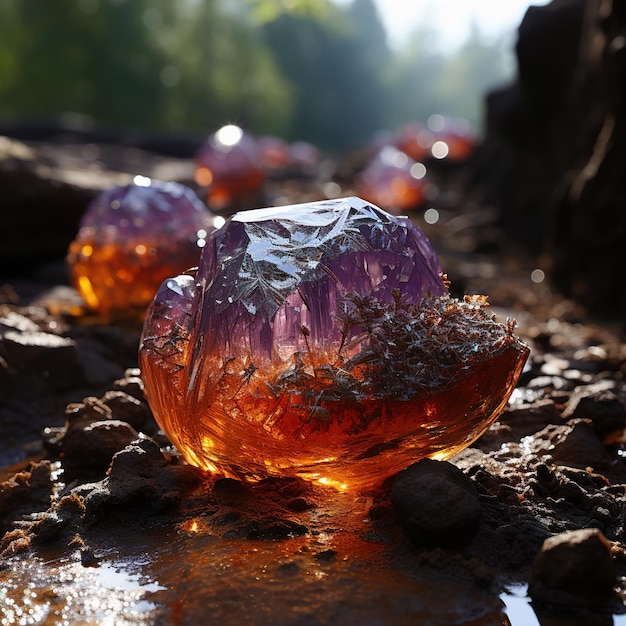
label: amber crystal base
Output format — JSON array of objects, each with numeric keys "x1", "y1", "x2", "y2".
[
  {"x1": 140, "y1": 338, "x2": 528, "y2": 491},
  {"x1": 68, "y1": 240, "x2": 203, "y2": 319}
]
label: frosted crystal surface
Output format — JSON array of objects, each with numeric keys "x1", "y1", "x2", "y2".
[{"x1": 190, "y1": 196, "x2": 446, "y2": 362}]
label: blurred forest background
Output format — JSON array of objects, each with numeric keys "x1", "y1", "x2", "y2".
[{"x1": 0, "y1": 0, "x2": 513, "y2": 153}]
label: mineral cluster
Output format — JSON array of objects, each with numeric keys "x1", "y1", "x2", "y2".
[{"x1": 139, "y1": 197, "x2": 529, "y2": 490}]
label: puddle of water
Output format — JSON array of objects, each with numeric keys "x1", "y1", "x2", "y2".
[
  {"x1": 2, "y1": 490, "x2": 625, "y2": 626},
  {"x1": 4, "y1": 548, "x2": 626, "y2": 626},
  {"x1": 502, "y1": 584, "x2": 626, "y2": 626},
  {"x1": 0, "y1": 553, "x2": 164, "y2": 626},
  {"x1": 501, "y1": 586, "x2": 541, "y2": 626}
]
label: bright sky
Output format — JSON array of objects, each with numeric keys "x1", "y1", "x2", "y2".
[{"x1": 342, "y1": 0, "x2": 551, "y2": 53}]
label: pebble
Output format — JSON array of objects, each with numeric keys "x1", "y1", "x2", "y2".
[
  {"x1": 528, "y1": 527, "x2": 618, "y2": 610},
  {"x1": 391, "y1": 459, "x2": 482, "y2": 546},
  {"x1": 61, "y1": 419, "x2": 139, "y2": 470}
]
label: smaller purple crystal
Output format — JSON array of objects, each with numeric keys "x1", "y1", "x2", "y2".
[
  {"x1": 78, "y1": 178, "x2": 211, "y2": 241},
  {"x1": 67, "y1": 178, "x2": 215, "y2": 317}
]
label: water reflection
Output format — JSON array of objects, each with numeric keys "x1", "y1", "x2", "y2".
[
  {"x1": 0, "y1": 554, "x2": 163, "y2": 625},
  {"x1": 502, "y1": 584, "x2": 623, "y2": 626}
]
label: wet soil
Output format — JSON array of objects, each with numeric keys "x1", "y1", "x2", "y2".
[{"x1": 1, "y1": 148, "x2": 626, "y2": 625}]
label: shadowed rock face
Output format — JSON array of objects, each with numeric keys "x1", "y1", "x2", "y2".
[{"x1": 472, "y1": 0, "x2": 626, "y2": 318}]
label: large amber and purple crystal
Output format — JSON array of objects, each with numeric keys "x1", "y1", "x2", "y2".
[
  {"x1": 139, "y1": 197, "x2": 528, "y2": 490},
  {"x1": 67, "y1": 178, "x2": 215, "y2": 319}
]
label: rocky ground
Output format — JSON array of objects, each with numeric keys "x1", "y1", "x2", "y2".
[{"x1": 1, "y1": 136, "x2": 626, "y2": 626}]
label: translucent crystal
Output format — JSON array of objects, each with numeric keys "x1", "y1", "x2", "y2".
[
  {"x1": 194, "y1": 125, "x2": 265, "y2": 210},
  {"x1": 67, "y1": 179, "x2": 215, "y2": 318},
  {"x1": 357, "y1": 146, "x2": 426, "y2": 212},
  {"x1": 426, "y1": 115, "x2": 475, "y2": 161},
  {"x1": 139, "y1": 197, "x2": 529, "y2": 490}
]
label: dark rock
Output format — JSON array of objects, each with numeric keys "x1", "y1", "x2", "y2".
[
  {"x1": 528, "y1": 528, "x2": 618, "y2": 610},
  {"x1": 549, "y1": 419, "x2": 615, "y2": 472},
  {"x1": 391, "y1": 459, "x2": 482, "y2": 546},
  {"x1": 80, "y1": 545, "x2": 100, "y2": 568},
  {"x1": 104, "y1": 438, "x2": 200, "y2": 504},
  {"x1": 470, "y1": 0, "x2": 626, "y2": 317},
  {"x1": 562, "y1": 389, "x2": 626, "y2": 444},
  {"x1": 61, "y1": 419, "x2": 138, "y2": 470},
  {"x1": 100, "y1": 390, "x2": 152, "y2": 431},
  {"x1": 0, "y1": 460, "x2": 53, "y2": 532}
]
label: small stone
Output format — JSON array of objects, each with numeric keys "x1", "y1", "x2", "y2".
[
  {"x1": 100, "y1": 390, "x2": 152, "y2": 431},
  {"x1": 528, "y1": 528, "x2": 618, "y2": 610},
  {"x1": 391, "y1": 459, "x2": 482, "y2": 546},
  {"x1": 61, "y1": 419, "x2": 139, "y2": 470},
  {"x1": 67, "y1": 178, "x2": 216, "y2": 318}
]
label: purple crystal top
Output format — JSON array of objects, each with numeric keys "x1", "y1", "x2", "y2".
[
  {"x1": 78, "y1": 178, "x2": 212, "y2": 245},
  {"x1": 147, "y1": 197, "x2": 447, "y2": 367}
]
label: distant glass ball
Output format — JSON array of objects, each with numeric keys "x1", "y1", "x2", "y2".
[
  {"x1": 67, "y1": 178, "x2": 215, "y2": 319},
  {"x1": 194, "y1": 125, "x2": 265, "y2": 210},
  {"x1": 357, "y1": 146, "x2": 427, "y2": 212}
]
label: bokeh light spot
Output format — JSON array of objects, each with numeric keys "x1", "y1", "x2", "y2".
[
  {"x1": 531, "y1": 269, "x2": 545, "y2": 283},
  {"x1": 424, "y1": 208, "x2": 440, "y2": 224}
]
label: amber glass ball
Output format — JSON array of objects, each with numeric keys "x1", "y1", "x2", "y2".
[
  {"x1": 67, "y1": 179, "x2": 215, "y2": 319},
  {"x1": 139, "y1": 197, "x2": 528, "y2": 490}
]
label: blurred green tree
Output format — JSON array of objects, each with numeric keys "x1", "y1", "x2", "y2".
[
  {"x1": 0, "y1": 0, "x2": 293, "y2": 135},
  {"x1": 386, "y1": 22, "x2": 510, "y2": 134},
  {"x1": 0, "y1": 0, "x2": 513, "y2": 150},
  {"x1": 260, "y1": 0, "x2": 389, "y2": 151}
]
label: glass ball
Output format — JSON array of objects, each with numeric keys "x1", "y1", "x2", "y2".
[
  {"x1": 67, "y1": 178, "x2": 215, "y2": 319},
  {"x1": 139, "y1": 197, "x2": 529, "y2": 490}
]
